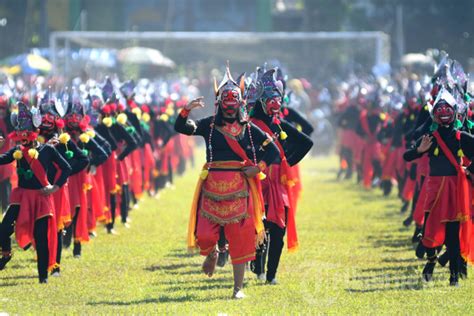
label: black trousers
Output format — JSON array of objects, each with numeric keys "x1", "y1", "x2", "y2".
[
  {"x1": 0, "y1": 179, "x2": 11, "y2": 214},
  {"x1": 107, "y1": 194, "x2": 117, "y2": 229},
  {"x1": 426, "y1": 222, "x2": 461, "y2": 278},
  {"x1": 64, "y1": 206, "x2": 80, "y2": 246},
  {"x1": 0, "y1": 205, "x2": 49, "y2": 280},
  {"x1": 252, "y1": 219, "x2": 286, "y2": 282},
  {"x1": 120, "y1": 184, "x2": 130, "y2": 223}
]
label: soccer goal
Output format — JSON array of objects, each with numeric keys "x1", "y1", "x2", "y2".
[{"x1": 49, "y1": 31, "x2": 390, "y2": 82}]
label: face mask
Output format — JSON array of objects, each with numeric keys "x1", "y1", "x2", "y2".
[
  {"x1": 220, "y1": 89, "x2": 240, "y2": 117},
  {"x1": 65, "y1": 114, "x2": 82, "y2": 132},
  {"x1": 39, "y1": 113, "x2": 56, "y2": 135},
  {"x1": 264, "y1": 96, "x2": 282, "y2": 115},
  {"x1": 434, "y1": 103, "x2": 455, "y2": 125}
]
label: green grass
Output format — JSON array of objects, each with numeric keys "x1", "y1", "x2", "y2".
[{"x1": 0, "y1": 154, "x2": 473, "y2": 315}]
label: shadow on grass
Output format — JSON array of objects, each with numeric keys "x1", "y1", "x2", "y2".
[
  {"x1": 154, "y1": 276, "x2": 230, "y2": 286},
  {"x1": 87, "y1": 293, "x2": 225, "y2": 306},
  {"x1": 345, "y1": 282, "x2": 424, "y2": 293},
  {"x1": 145, "y1": 262, "x2": 190, "y2": 272},
  {"x1": 0, "y1": 282, "x2": 20, "y2": 287},
  {"x1": 165, "y1": 249, "x2": 196, "y2": 259},
  {"x1": 1, "y1": 274, "x2": 36, "y2": 280},
  {"x1": 164, "y1": 282, "x2": 230, "y2": 293}
]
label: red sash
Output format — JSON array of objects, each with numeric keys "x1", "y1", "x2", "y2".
[
  {"x1": 250, "y1": 119, "x2": 299, "y2": 252},
  {"x1": 360, "y1": 110, "x2": 380, "y2": 142},
  {"x1": 216, "y1": 127, "x2": 264, "y2": 205},
  {"x1": 432, "y1": 131, "x2": 473, "y2": 263},
  {"x1": 20, "y1": 146, "x2": 50, "y2": 187}
]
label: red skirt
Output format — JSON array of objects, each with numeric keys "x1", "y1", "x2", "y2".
[
  {"x1": 422, "y1": 176, "x2": 466, "y2": 248},
  {"x1": 10, "y1": 187, "x2": 57, "y2": 270},
  {"x1": 142, "y1": 144, "x2": 155, "y2": 191},
  {"x1": 117, "y1": 157, "x2": 130, "y2": 185},
  {"x1": 102, "y1": 153, "x2": 118, "y2": 194},
  {"x1": 261, "y1": 164, "x2": 290, "y2": 229},
  {"x1": 401, "y1": 161, "x2": 416, "y2": 201},
  {"x1": 67, "y1": 170, "x2": 90, "y2": 243},
  {"x1": 361, "y1": 141, "x2": 382, "y2": 189},
  {"x1": 413, "y1": 178, "x2": 428, "y2": 226},
  {"x1": 52, "y1": 184, "x2": 71, "y2": 231},
  {"x1": 130, "y1": 150, "x2": 143, "y2": 198}
]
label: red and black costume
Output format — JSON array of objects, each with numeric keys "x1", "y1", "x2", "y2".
[
  {"x1": 250, "y1": 68, "x2": 313, "y2": 283},
  {"x1": 0, "y1": 102, "x2": 72, "y2": 283},
  {"x1": 176, "y1": 67, "x2": 279, "y2": 299},
  {"x1": 404, "y1": 87, "x2": 474, "y2": 286}
]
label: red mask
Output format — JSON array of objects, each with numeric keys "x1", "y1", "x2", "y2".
[
  {"x1": 65, "y1": 114, "x2": 82, "y2": 132},
  {"x1": 407, "y1": 97, "x2": 418, "y2": 110},
  {"x1": 220, "y1": 89, "x2": 240, "y2": 117},
  {"x1": 264, "y1": 97, "x2": 282, "y2": 115},
  {"x1": 8, "y1": 130, "x2": 38, "y2": 145},
  {"x1": 39, "y1": 113, "x2": 57, "y2": 135},
  {"x1": 434, "y1": 103, "x2": 455, "y2": 125}
]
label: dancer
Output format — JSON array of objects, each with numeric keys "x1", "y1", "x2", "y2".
[
  {"x1": 175, "y1": 65, "x2": 279, "y2": 298},
  {"x1": 0, "y1": 102, "x2": 72, "y2": 283},
  {"x1": 404, "y1": 87, "x2": 474, "y2": 286},
  {"x1": 250, "y1": 68, "x2": 313, "y2": 284}
]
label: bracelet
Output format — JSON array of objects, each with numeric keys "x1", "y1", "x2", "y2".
[{"x1": 179, "y1": 108, "x2": 191, "y2": 118}]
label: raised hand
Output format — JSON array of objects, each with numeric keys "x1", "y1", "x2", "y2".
[
  {"x1": 185, "y1": 96, "x2": 205, "y2": 111},
  {"x1": 417, "y1": 134, "x2": 433, "y2": 154}
]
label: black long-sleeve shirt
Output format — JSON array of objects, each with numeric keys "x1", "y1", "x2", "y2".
[
  {"x1": 154, "y1": 119, "x2": 175, "y2": 147},
  {"x1": 0, "y1": 144, "x2": 72, "y2": 189},
  {"x1": 175, "y1": 113, "x2": 279, "y2": 167},
  {"x1": 125, "y1": 110, "x2": 144, "y2": 147},
  {"x1": 76, "y1": 137, "x2": 109, "y2": 167},
  {"x1": 52, "y1": 140, "x2": 89, "y2": 179},
  {"x1": 403, "y1": 125, "x2": 474, "y2": 176},
  {"x1": 95, "y1": 123, "x2": 118, "y2": 151},
  {"x1": 338, "y1": 105, "x2": 360, "y2": 130},
  {"x1": 110, "y1": 123, "x2": 138, "y2": 161},
  {"x1": 92, "y1": 132, "x2": 112, "y2": 156},
  {"x1": 283, "y1": 107, "x2": 314, "y2": 136},
  {"x1": 252, "y1": 102, "x2": 313, "y2": 166}
]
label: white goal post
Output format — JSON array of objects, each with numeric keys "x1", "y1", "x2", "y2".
[{"x1": 49, "y1": 31, "x2": 390, "y2": 80}]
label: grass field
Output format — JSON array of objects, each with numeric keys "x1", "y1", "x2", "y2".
[{"x1": 0, "y1": 154, "x2": 473, "y2": 315}]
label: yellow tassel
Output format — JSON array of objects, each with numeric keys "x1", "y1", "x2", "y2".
[
  {"x1": 117, "y1": 113, "x2": 128, "y2": 125},
  {"x1": 280, "y1": 131, "x2": 288, "y2": 140},
  {"x1": 58, "y1": 133, "x2": 70, "y2": 144},
  {"x1": 132, "y1": 107, "x2": 142, "y2": 119},
  {"x1": 13, "y1": 150, "x2": 23, "y2": 160},
  {"x1": 142, "y1": 112, "x2": 151, "y2": 123},
  {"x1": 296, "y1": 124, "x2": 302, "y2": 132},
  {"x1": 37, "y1": 135, "x2": 45, "y2": 144},
  {"x1": 258, "y1": 172, "x2": 266, "y2": 180},
  {"x1": 160, "y1": 114, "x2": 169, "y2": 122},
  {"x1": 200, "y1": 169, "x2": 209, "y2": 180},
  {"x1": 102, "y1": 117, "x2": 113, "y2": 127},
  {"x1": 379, "y1": 113, "x2": 387, "y2": 121},
  {"x1": 434, "y1": 147, "x2": 439, "y2": 156},
  {"x1": 165, "y1": 107, "x2": 175, "y2": 116},
  {"x1": 458, "y1": 149, "x2": 464, "y2": 158},
  {"x1": 86, "y1": 130, "x2": 96, "y2": 138},
  {"x1": 79, "y1": 133, "x2": 90, "y2": 144},
  {"x1": 410, "y1": 114, "x2": 415, "y2": 120},
  {"x1": 28, "y1": 148, "x2": 39, "y2": 160},
  {"x1": 424, "y1": 105, "x2": 429, "y2": 111}
]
